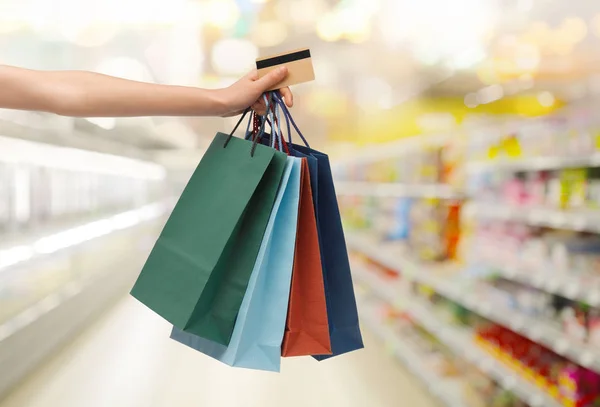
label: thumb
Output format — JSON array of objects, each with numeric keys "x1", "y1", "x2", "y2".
[{"x1": 255, "y1": 66, "x2": 288, "y2": 91}]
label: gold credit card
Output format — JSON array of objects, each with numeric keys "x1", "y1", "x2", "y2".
[{"x1": 256, "y1": 48, "x2": 315, "y2": 90}]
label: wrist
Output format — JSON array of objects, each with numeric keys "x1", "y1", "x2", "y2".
[{"x1": 208, "y1": 88, "x2": 232, "y2": 117}]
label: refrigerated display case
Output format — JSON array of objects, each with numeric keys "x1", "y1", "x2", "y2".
[{"x1": 0, "y1": 135, "x2": 173, "y2": 398}]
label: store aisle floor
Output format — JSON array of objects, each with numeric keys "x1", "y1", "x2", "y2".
[{"x1": 0, "y1": 296, "x2": 438, "y2": 407}]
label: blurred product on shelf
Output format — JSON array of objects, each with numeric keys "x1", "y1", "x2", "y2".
[
  {"x1": 337, "y1": 140, "x2": 464, "y2": 187},
  {"x1": 348, "y1": 196, "x2": 463, "y2": 262},
  {"x1": 462, "y1": 364, "x2": 530, "y2": 407},
  {"x1": 338, "y1": 140, "x2": 464, "y2": 263},
  {"x1": 466, "y1": 112, "x2": 600, "y2": 165},
  {"x1": 340, "y1": 195, "x2": 462, "y2": 262},
  {"x1": 357, "y1": 277, "x2": 533, "y2": 407},
  {"x1": 469, "y1": 220, "x2": 600, "y2": 300},
  {"x1": 487, "y1": 276, "x2": 600, "y2": 347},
  {"x1": 476, "y1": 323, "x2": 600, "y2": 407},
  {"x1": 469, "y1": 167, "x2": 600, "y2": 211},
  {"x1": 419, "y1": 289, "x2": 600, "y2": 407}
]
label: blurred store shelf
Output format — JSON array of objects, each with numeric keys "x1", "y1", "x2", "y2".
[
  {"x1": 351, "y1": 258, "x2": 561, "y2": 407},
  {"x1": 347, "y1": 233, "x2": 600, "y2": 373},
  {"x1": 0, "y1": 202, "x2": 169, "y2": 272},
  {"x1": 486, "y1": 263, "x2": 600, "y2": 307},
  {"x1": 467, "y1": 154, "x2": 600, "y2": 173},
  {"x1": 352, "y1": 265, "x2": 398, "y2": 306},
  {"x1": 335, "y1": 182, "x2": 464, "y2": 200},
  {"x1": 0, "y1": 200, "x2": 172, "y2": 338},
  {"x1": 0, "y1": 200, "x2": 173, "y2": 399},
  {"x1": 406, "y1": 303, "x2": 562, "y2": 407},
  {"x1": 470, "y1": 202, "x2": 600, "y2": 233},
  {"x1": 358, "y1": 305, "x2": 466, "y2": 407},
  {"x1": 421, "y1": 274, "x2": 600, "y2": 373}
]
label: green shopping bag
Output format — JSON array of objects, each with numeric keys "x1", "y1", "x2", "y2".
[{"x1": 131, "y1": 121, "x2": 287, "y2": 345}]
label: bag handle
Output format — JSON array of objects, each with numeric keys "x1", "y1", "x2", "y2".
[
  {"x1": 270, "y1": 94, "x2": 286, "y2": 152},
  {"x1": 253, "y1": 92, "x2": 282, "y2": 151},
  {"x1": 242, "y1": 92, "x2": 289, "y2": 153},
  {"x1": 273, "y1": 92, "x2": 310, "y2": 148},
  {"x1": 223, "y1": 108, "x2": 251, "y2": 149},
  {"x1": 263, "y1": 99, "x2": 291, "y2": 155},
  {"x1": 249, "y1": 92, "x2": 274, "y2": 156},
  {"x1": 244, "y1": 107, "x2": 254, "y2": 139},
  {"x1": 244, "y1": 111, "x2": 262, "y2": 141},
  {"x1": 224, "y1": 93, "x2": 275, "y2": 157},
  {"x1": 267, "y1": 94, "x2": 281, "y2": 151}
]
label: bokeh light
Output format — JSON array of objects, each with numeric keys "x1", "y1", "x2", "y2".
[
  {"x1": 211, "y1": 38, "x2": 258, "y2": 75},
  {"x1": 477, "y1": 84, "x2": 504, "y2": 105},
  {"x1": 559, "y1": 17, "x2": 588, "y2": 44},
  {"x1": 252, "y1": 20, "x2": 288, "y2": 47},
  {"x1": 537, "y1": 91, "x2": 555, "y2": 107},
  {"x1": 202, "y1": 0, "x2": 241, "y2": 29},
  {"x1": 592, "y1": 14, "x2": 600, "y2": 38}
]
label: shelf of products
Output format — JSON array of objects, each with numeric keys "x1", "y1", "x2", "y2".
[
  {"x1": 352, "y1": 264, "x2": 399, "y2": 305},
  {"x1": 466, "y1": 155, "x2": 600, "y2": 173},
  {"x1": 339, "y1": 115, "x2": 600, "y2": 407},
  {"x1": 469, "y1": 203, "x2": 600, "y2": 233},
  {"x1": 354, "y1": 264, "x2": 557, "y2": 407},
  {"x1": 349, "y1": 234, "x2": 600, "y2": 374},
  {"x1": 335, "y1": 137, "x2": 464, "y2": 187},
  {"x1": 358, "y1": 303, "x2": 466, "y2": 407},
  {"x1": 465, "y1": 111, "x2": 600, "y2": 170},
  {"x1": 442, "y1": 278, "x2": 600, "y2": 374},
  {"x1": 356, "y1": 278, "x2": 533, "y2": 407},
  {"x1": 470, "y1": 218, "x2": 600, "y2": 306},
  {"x1": 335, "y1": 182, "x2": 464, "y2": 200},
  {"x1": 353, "y1": 259, "x2": 600, "y2": 407},
  {"x1": 486, "y1": 263, "x2": 600, "y2": 307},
  {"x1": 407, "y1": 302, "x2": 562, "y2": 407}
]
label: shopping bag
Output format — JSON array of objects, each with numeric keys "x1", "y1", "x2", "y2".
[
  {"x1": 131, "y1": 124, "x2": 288, "y2": 345},
  {"x1": 282, "y1": 158, "x2": 332, "y2": 357},
  {"x1": 295, "y1": 147, "x2": 364, "y2": 360},
  {"x1": 171, "y1": 156, "x2": 302, "y2": 372},
  {"x1": 272, "y1": 94, "x2": 364, "y2": 359}
]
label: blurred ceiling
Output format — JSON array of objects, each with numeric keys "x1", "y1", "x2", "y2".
[{"x1": 0, "y1": 0, "x2": 599, "y2": 165}]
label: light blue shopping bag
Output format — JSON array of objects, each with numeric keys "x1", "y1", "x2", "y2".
[{"x1": 170, "y1": 156, "x2": 302, "y2": 372}]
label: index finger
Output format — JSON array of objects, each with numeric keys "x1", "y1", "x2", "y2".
[{"x1": 279, "y1": 87, "x2": 293, "y2": 108}]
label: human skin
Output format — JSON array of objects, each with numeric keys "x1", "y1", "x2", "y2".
[{"x1": 0, "y1": 65, "x2": 293, "y2": 118}]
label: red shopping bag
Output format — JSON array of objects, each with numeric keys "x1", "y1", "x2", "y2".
[{"x1": 282, "y1": 159, "x2": 332, "y2": 357}]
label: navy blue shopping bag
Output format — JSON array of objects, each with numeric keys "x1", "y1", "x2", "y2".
[
  {"x1": 292, "y1": 145, "x2": 364, "y2": 359},
  {"x1": 256, "y1": 93, "x2": 364, "y2": 359}
]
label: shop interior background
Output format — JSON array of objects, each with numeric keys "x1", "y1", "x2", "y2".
[{"x1": 1, "y1": 0, "x2": 600, "y2": 406}]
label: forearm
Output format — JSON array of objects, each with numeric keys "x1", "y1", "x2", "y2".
[
  {"x1": 54, "y1": 71, "x2": 227, "y2": 117},
  {"x1": 0, "y1": 65, "x2": 227, "y2": 117}
]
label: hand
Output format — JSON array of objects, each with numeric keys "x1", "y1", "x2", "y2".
[{"x1": 217, "y1": 67, "x2": 294, "y2": 117}]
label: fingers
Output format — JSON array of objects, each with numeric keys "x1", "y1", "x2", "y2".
[
  {"x1": 279, "y1": 87, "x2": 293, "y2": 108},
  {"x1": 255, "y1": 66, "x2": 288, "y2": 91},
  {"x1": 252, "y1": 100, "x2": 266, "y2": 115},
  {"x1": 246, "y1": 70, "x2": 259, "y2": 81},
  {"x1": 252, "y1": 97, "x2": 266, "y2": 115},
  {"x1": 248, "y1": 68, "x2": 293, "y2": 113}
]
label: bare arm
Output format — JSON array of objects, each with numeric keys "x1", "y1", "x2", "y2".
[{"x1": 0, "y1": 65, "x2": 293, "y2": 118}]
